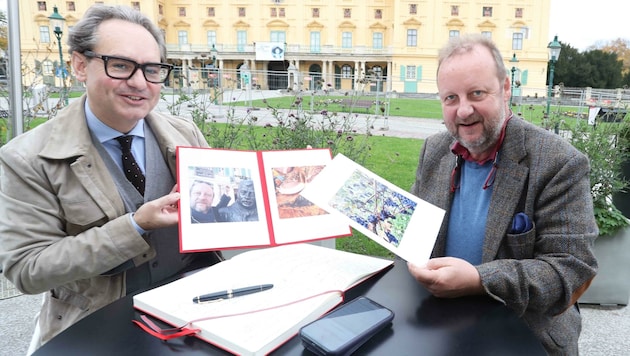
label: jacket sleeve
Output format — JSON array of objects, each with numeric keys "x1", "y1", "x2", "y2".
[{"x1": 0, "y1": 144, "x2": 150, "y2": 295}]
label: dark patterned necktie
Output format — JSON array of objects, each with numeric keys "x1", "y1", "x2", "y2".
[{"x1": 115, "y1": 135, "x2": 145, "y2": 195}]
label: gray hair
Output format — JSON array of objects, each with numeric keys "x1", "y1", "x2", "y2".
[
  {"x1": 67, "y1": 4, "x2": 167, "y2": 62},
  {"x1": 437, "y1": 34, "x2": 507, "y2": 84}
]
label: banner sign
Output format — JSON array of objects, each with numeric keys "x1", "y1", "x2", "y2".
[{"x1": 255, "y1": 42, "x2": 285, "y2": 61}]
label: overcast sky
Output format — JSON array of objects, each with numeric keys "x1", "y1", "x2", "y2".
[
  {"x1": 1, "y1": 1, "x2": 627, "y2": 51},
  {"x1": 549, "y1": 0, "x2": 629, "y2": 50}
]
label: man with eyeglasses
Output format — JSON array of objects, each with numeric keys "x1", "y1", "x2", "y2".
[{"x1": 0, "y1": 4, "x2": 223, "y2": 352}]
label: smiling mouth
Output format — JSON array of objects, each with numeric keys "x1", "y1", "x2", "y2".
[{"x1": 124, "y1": 95, "x2": 143, "y2": 101}]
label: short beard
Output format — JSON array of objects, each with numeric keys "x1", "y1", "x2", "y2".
[{"x1": 456, "y1": 105, "x2": 506, "y2": 156}]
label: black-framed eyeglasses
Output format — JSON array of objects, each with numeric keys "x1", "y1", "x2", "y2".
[{"x1": 83, "y1": 50, "x2": 173, "y2": 84}]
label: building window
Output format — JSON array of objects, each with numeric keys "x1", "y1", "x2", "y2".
[
  {"x1": 271, "y1": 8, "x2": 277, "y2": 17},
  {"x1": 515, "y1": 8, "x2": 523, "y2": 18},
  {"x1": 207, "y1": 31, "x2": 217, "y2": 47},
  {"x1": 481, "y1": 31, "x2": 492, "y2": 39},
  {"x1": 373, "y1": 32, "x2": 383, "y2": 49},
  {"x1": 270, "y1": 31, "x2": 286, "y2": 43},
  {"x1": 341, "y1": 65, "x2": 352, "y2": 79},
  {"x1": 42, "y1": 60, "x2": 54, "y2": 76},
  {"x1": 131, "y1": 2, "x2": 140, "y2": 11},
  {"x1": 66, "y1": 1, "x2": 75, "y2": 11},
  {"x1": 512, "y1": 32, "x2": 523, "y2": 50},
  {"x1": 159, "y1": 4, "x2": 163, "y2": 15},
  {"x1": 406, "y1": 29, "x2": 417, "y2": 47},
  {"x1": 342, "y1": 32, "x2": 352, "y2": 48},
  {"x1": 483, "y1": 7, "x2": 492, "y2": 17},
  {"x1": 406, "y1": 65, "x2": 416, "y2": 80},
  {"x1": 39, "y1": 26, "x2": 50, "y2": 43},
  {"x1": 208, "y1": 7, "x2": 215, "y2": 17},
  {"x1": 449, "y1": 30, "x2": 460, "y2": 38},
  {"x1": 178, "y1": 31, "x2": 188, "y2": 45},
  {"x1": 238, "y1": 7, "x2": 246, "y2": 17},
  {"x1": 409, "y1": 4, "x2": 417, "y2": 15},
  {"x1": 279, "y1": 8, "x2": 285, "y2": 17},
  {"x1": 451, "y1": 5, "x2": 459, "y2": 16},
  {"x1": 37, "y1": 2, "x2": 47, "y2": 11},
  {"x1": 375, "y1": 9, "x2": 382, "y2": 19},
  {"x1": 343, "y1": 8, "x2": 351, "y2": 18},
  {"x1": 178, "y1": 7, "x2": 186, "y2": 17},
  {"x1": 237, "y1": 30, "x2": 247, "y2": 51},
  {"x1": 310, "y1": 31, "x2": 321, "y2": 53},
  {"x1": 312, "y1": 8, "x2": 319, "y2": 18}
]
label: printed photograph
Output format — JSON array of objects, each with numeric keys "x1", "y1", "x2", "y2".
[
  {"x1": 187, "y1": 166, "x2": 259, "y2": 223},
  {"x1": 328, "y1": 170, "x2": 417, "y2": 247},
  {"x1": 271, "y1": 165, "x2": 328, "y2": 219}
]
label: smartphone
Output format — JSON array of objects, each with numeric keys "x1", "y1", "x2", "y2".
[{"x1": 299, "y1": 296, "x2": 394, "y2": 356}]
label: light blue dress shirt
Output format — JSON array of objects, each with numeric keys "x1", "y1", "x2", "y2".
[{"x1": 84, "y1": 100, "x2": 148, "y2": 233}]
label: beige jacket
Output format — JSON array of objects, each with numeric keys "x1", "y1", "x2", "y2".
[{"x1": 0, "y1": 96, "x2": 210, "y2": 345}]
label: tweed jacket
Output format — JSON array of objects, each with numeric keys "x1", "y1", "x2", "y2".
[
  {"x1": 0, "y1": 96, "x2": 215, "y2": 345},
  {"x1": 411, "y1": 117, "x2": 598, "y2": 355}
]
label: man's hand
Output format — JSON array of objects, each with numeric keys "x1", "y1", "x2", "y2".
[
  {"x1": 407, "y1": 257, "x2": 485, "y2": 298},
  {"x1": 133, "y1": 192, "x2": 180, "y2": 231}
]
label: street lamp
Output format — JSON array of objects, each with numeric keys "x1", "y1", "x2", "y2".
[
  {"x1": 546, "y1": 35, "x2": 562, "y2": 133},
  {"x1": 509, "y1": 53, "x2": 519, "y2": 108},
  {"x1": 48, "y1": 6, "x2": 68, "y2": 106}
]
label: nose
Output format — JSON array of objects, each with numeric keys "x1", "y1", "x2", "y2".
[
  {"x1": 456, "y1": 98, "x2": 474, "y2": 118},
  {"x1": 126, "y1": 67, "x2": 148, "y2": 88}
]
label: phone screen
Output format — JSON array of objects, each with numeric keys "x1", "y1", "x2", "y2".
[{"x1": 300, "y1": 297, "x2": 394, "y2": 355}]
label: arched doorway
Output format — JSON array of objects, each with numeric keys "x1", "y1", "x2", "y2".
[
  {"x1": 308, "y1": 64, "x2": 322, "y2": 91},
  {"x1": 267, "y1": 61, "x2": 288, "y2": 90}
]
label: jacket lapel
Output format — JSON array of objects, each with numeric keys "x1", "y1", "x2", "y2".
[{"x1": 482, "y1": 119, "x2": 530, "y2": 262}]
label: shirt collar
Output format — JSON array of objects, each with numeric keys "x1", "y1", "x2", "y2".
[
  {"x1": 451, "y1": 112, "x2": 513, "y2": 165},
  {"x1": 85, "y1": 99, "x2": 145, "y2": 144}
]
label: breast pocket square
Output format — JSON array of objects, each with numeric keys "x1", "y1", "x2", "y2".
[{"x1": 510, "y1": 212, "x2": 533, "y2": 234}]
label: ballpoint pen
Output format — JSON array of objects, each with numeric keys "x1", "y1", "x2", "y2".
[{"x1": 192, "y1": 284, "x2": 274, "y2": 303}]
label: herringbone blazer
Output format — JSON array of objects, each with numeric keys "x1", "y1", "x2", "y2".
[{"x1": 411, "y1": 117, "x2": 598, "y2": 355}]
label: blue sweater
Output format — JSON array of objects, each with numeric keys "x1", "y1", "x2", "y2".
[{"x1": 446, "y1": 159, "x2": 494, "y2": 265}]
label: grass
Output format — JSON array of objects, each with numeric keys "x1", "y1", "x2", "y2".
[{"x1": 232, "y1": 95, "x2": 444, "y2": 119}]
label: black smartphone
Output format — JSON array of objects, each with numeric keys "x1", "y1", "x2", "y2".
[{"x1": 299, "y1": 296, "x2": 394, "y2": 356}]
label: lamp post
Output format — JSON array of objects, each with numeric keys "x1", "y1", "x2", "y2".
[
  {"x1": 509, "y1": 53, "x2": 519, "y2": 108},
  {"x1": 546, "y1": 35, "x2": 562, "y2": 133},
  {"x1": 48, "y1": 6, "x2": 67, "y2": 106},
  {"x1": 210, "y1": 44, "x2": 218, "y2": 104}
]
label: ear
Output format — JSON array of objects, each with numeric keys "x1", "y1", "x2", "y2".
[
  {"x1": 71, "y1": 52, "x2": 88, "y2": 83},
  {"x1": 503, "y1": 76, "x2": 511, "y2": 103}
]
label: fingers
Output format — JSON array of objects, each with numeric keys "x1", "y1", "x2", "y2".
[{"x1": 133, "y1": 192, "x2": 181, "y2": 230}]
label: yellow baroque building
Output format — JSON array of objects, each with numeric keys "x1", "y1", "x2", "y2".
[{"x1": 16, "y1": 0, "x2": 552, "y2": 97}]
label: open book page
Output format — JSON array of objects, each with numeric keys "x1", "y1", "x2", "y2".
[
  {"x1": 260, "y1": 149, "x2": 351, "y2": 245},
  {"x1": 300, "y1": 154, "x2": 445, "y2": 266},
  {"x1": 133, "y1": 243, "x2": 393, "y2": 356},
  {"x1": 177, "y1": 147, "x2": 270, "y2": 251},
  {"x1": 177, "y1": 147, "x2": 350, "y2": 252}
]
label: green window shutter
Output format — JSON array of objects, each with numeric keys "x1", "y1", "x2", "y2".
[
  {"x1": 400, "y1": 65, "x2": 406, "y2": 81},
  {"x1": 521, "y1": 70, "x2": 528, "y2": 86},
  {"x1": 417, "y1": 66, "x2": 422, "y2": 81}
]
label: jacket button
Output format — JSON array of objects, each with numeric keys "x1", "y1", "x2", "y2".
[{"x1": 152, "y1": 262, "x2": 158, "y2": 268}]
